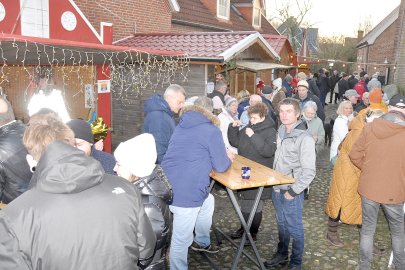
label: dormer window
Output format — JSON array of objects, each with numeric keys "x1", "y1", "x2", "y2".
[
  {"x1": 253, "y1": 6, "x2": 261, "y2": 27},
  {"x1": 217, "y1": 0, "x2": 230, "y2": 20}
]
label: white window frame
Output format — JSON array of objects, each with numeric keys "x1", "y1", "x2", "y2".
[
  {"x1": 217, "y1": 0, "x2": 230, "y2": 20},
  {"x1": 252, "y1": 6, "x2": 261, "y2": 28},
  {"x1": 20, "y1": 0, "x2": 49, "y2": 38}
]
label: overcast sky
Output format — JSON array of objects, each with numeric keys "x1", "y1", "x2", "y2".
[{"x1": 266, "y1": 0, "x2": 401, "y2": 37}]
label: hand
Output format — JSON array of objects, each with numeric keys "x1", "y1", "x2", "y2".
[
  {"x1": 232, "y1": 120, "x2": 241, "y2": 127},
  {"x1": 226, "y1": 148, "x2": 235, "y2": 162},
  {"x1": 94, "y1": 139, "x2": 104, "y2": 151},
  {"x1": 245, "y1": 128, "x2": 254, "y2": 137},
  {"x1": 284, "y1": 191, "x2": 294, "y2": 200}
]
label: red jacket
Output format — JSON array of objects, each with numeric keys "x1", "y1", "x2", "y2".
[{"x1": 349, "y1": 113, "x2": 405, "y2": 204}]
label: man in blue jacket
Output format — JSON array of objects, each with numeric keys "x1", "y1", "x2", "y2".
[
  {"x1": 143, "y1": 84, "x2": 186, "y2": 163},
  {"x1": 162, "y1": 97, "x2": 233, "y2": 270}
]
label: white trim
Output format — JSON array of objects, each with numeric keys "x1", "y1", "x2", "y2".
[
  {"x1": 168, "y1": 0, "x2": 180, "y2": 12},
  {"x1": 112, "y1": 35, "x2": 133, "y2": 45},
  {"x1": 100, "y1": 22, "x2": 112, "y2": 43},
  {"x1": 252, "y1": 7, "x2": 261, "y2": 28},
  {"x1": 219, "y1": 32, "x2": 279, "y2": 62},
  {"x1": 68, "y1": 0, "x2": 103, "y2": 43},
  {"x1": 204, "y1": 64, "x2": 208, "y2": 95},
  {"x1": 217, "y1": 0, "x2": 230, "y2": 20}
]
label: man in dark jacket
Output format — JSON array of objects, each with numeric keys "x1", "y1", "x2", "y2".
[
  {"x1": 338, "y1": 73, "x2": 350, "y2": 101},
  {"x1": 0, "y1": 113, "x2": 156, "y2": 270},
  {"x1": 207, "y1": 80, "x2": 227, "y2": 106},
  {"x1": 329, "y1": 70, "x2": 340, "y2": 103},
  {"x1": 143, "y1": 84, "x2": 186, "y2": 164},
  {"x1": 0, "y1": 97, "x2": 32, "y2": 204},
  {"x1": 67, "y1": 119, "x2": 116, "y2": 175},
  {"x1": 294, "y1": 80, "x2": 325, "y2": 122},
  {"x1": 308, "y1": 73, "x2": 320, "y2": 97},
  {"x1": 317, "y1": 70, "x2": 329, "y2": 106},
  {"x1": 162, "y1": 97, "x2": 232, "y2": 269}
]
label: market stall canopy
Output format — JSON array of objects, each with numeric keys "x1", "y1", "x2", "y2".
[
  {"x1": 0, "y1": 33, "x2": 185, "y2": 66},
  {"x1": 235, "y1": 60, "x2": 296, "y2": 71}
]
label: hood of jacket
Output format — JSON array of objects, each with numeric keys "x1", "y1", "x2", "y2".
[
  {"x1": 134, "y1": 165, "x2": 173, "y2": 203},
  {"x1": 143, "y1": 94, "x2": 173, "y2": 117},
  {"x1": 370, "y1": 111, "x2": 405, "y2": 140},
  {"x1": 278, "y1": 119, "x2": 308, "y2": 139},
  {"x1": 179, "y1": 104, "x2": 220, "y2": 128},
  {"x1": 30, "y1": 141, "x2": 104, "y2": 194}
]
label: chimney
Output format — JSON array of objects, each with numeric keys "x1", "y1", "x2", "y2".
[{"x1": 357, "y1": 30, "x2": 364, "y2": 41}]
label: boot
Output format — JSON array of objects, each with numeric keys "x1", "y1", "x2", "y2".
[
  {"x1": 249, "y1": 211, "x2": 262, "y2": 236},
  {"x1": 326, "y1": 231, "x2": 344, "y2": 247},
  {"x1": 229, "y1": 212, "x2": 250, "y2": 239}
]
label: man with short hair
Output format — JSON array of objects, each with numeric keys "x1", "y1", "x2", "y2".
[
  {"x1": 208, "y1": 80, "x2": 227, "y2": 106},
  {"x1": 261, "y1": 85, "x2": 278, "y2": 124},
  {"x1": 343, "y1": 89, "x2": 360, "y2": 110},
  {"x1": 349, "y1": 94, "x2": 405, "y2": 269},
  {"x1": 338, "y1": 73, "x2": 350, "y2": 101},
  {"x1": 294, "y1": 80, "x2": 325, "y2": 122},
  {"x1": 264, "y1": 98, "x2": 316, "y2": 270},
  {"x1": 0, "y1": 113, "x2": 156, "y2": 270},
  {"x1": 67, "y1": 119, "x2": 116, "y2": 175},
  {"x1": 162, "y1": 96, "x2": 233, "y2": 269},
  {"x1": 143, "y1": 84, "x2": 186, "y2": 163},
  {"x1": 0, "y1": 97, "x2": 32, "y2": 204}
]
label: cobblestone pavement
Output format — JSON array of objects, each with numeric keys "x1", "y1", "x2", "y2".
[{"x1": 187, "y1": 102, "x2": 395, "y2": 270}]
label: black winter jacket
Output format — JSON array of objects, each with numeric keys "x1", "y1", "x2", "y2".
[
  {"x1": 228, "y1": 117, "x2": 277, "y2": 200},
  {"x1": 0, "y1": 121, "x2": 32, "y2": 203},
  {"x1": 135, "y1": 165, "x2": 172, "y2": 270},
  {"x1": 0, "y1": 141, "x2": 156, "y2": 270}
]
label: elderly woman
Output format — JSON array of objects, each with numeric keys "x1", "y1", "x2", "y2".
[
  {"x1": 302, "y1": 101, "x2": 325, "y2": 152},
  {"x1": 114, "y1": 133, "x2": 173, "y2": 270},
  {"x1": 330, "y1": 100, "x2": 353, "y2": 164},
  {"x1": 227, "y1": 103, "x2": 277, "y2": 245},
  {"x1": 218, "y1": 97, "x2": 239, "y2": 154},
  {"x1": 237, "y1": 89, "x2": 251, "y2": 118}
]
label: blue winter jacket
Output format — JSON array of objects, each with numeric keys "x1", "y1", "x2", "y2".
[
  {"x1": 143, "y1": 94, "x2": 176, "y2": 164},
  {"x1": 161, "y1": 105, "x2": 231, "y2": 207}
]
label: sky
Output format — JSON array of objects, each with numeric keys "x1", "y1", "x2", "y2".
[{"x1": 266, "y1": 0, "x2": 401, "y2": 38}]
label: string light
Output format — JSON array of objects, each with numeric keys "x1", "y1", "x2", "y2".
[{"x1": 0, "y1": 38, "x2": 190, "y2": 108}]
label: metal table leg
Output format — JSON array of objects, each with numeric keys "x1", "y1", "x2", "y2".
[{"x1": 227, "y1": 186, "x2": 266, "y2": 270}]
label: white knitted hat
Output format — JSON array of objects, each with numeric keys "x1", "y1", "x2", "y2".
[{"x1": 114, "y1": 133, "x2": 157, "y2": 177}]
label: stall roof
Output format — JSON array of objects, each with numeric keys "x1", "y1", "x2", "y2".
[
  {"x1": 235, "y1": 60, "x2": 295, "y2": 71},
  {"x1": 0, "y1": 33, "x2": 185, "y2": 65}
]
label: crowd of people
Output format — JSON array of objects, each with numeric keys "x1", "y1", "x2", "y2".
[{"x1": 0, "y1": 67, "x2": 404, "y2": 270}]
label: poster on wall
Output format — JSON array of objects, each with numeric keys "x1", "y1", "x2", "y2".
[
  {"x1": 85, "y1": 84, "x2": 95, "y2": 108},
  {"x1": 97, "y1": 80, "x2": 111, "y2": 93}
]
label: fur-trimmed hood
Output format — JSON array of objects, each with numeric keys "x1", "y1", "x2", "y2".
[{"x1": 180, "y1": 104, "x2": 220, "y2": 127}]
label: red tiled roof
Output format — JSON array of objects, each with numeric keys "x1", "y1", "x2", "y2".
[
  {"x1": 262, "y1": 34, "x2": 292, "y2": 55},
  {"x1": 172, "y1": 0, "x2": 278, "y2": 35},
  {"x1": 115, "y1": 31, "x2": 266, "y2": 61}
]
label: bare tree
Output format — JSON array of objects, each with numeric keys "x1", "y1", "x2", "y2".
[{"x1": 268, "y1": 0, "x2": 313, "y2": 53}]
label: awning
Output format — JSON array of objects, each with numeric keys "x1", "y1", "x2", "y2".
[{"x1": 235, "y1": 60, "x2": 296, "y2": 71}]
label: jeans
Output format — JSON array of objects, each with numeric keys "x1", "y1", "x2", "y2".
[
  {"x1": 272, "y1": 190, "x2": 305, "y2": 266},
  {"x1": 169, "y1": 194, "x2": 215, "y2": 270},
  {"x1": 359, "y1": 196, "x2": 405, "y2": 270}
]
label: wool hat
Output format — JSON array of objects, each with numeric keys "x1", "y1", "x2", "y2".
[
  {"x1": 389, "y1": 94, "x2": 405, "y2": 109},
  {"x1": 369, "y1": 88, "x2": 383, "y2": 104},
  {"x1": 256, "y1": 80, "x2": 265, "y2": 89},
  {"x1": 225, "y1": 96, "x2": 237, "y2": 108},
  {"x1": 344, "y1": 89, "x2": 360, "y2": 98},
  {"x1": 114, "y1": 133, "x2": 157, "y2": 178},
  {"x1": 272, "y1": 78, "x2": 282, "y2": 89},
  {"x1": 297, "y1": 80, "x2": 309, "y2": 89},
  {"x1": 261, "y1": 85, "x2": 274, "y2": 95},
  {"x1": 67, "y1": 119, "x2": 94, "y2": 144}
]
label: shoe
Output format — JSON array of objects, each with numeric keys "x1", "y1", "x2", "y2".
[
  {"x1": 213, "y1": 189, "x2": 228, "y2": 198},
  {"x1": 264, "y1": 253, "x2": 289, "y2": 268},
  {"x1": 324, "y1": 103, "x2": 328, "y2": 106},
  {"x1": 372, "y1": 245, "x2": 386, "y2": 256},
  {"x1": 190, "y1": 242, "x2": 220, "y2": 253},
  {"x1": 326, "y1": 232, "x2": 344, "y2": 247},
  {"x1": 304, "y1": 188, "x2": 309, "y2": 200},
  {"x1": 230, "y1": 227, "x2": 244, "y2": 239}
]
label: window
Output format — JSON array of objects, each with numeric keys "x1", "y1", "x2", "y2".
[
  {"x1": 217, "y1": 0, "x2": 230, "y2": 20},
  {"x1": 253, "y1": 6, "x2": 261, "y2": 27},
  {"x1": 20, "y1": 0, "x2": 49, "y2": 38}
]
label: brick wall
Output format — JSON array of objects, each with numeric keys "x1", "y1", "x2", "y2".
[{"x1": 74, "y1": 0, "x2": 172, "y2": 42}]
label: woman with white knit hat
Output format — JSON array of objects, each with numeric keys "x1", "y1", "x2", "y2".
[{"x1": 114, "y1": 133, "x2": 172, "y2": 270}]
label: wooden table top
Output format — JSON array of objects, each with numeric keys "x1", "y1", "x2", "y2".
[{"x1": 211, "y1": 155, "x2": 295, "y2": 190}]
